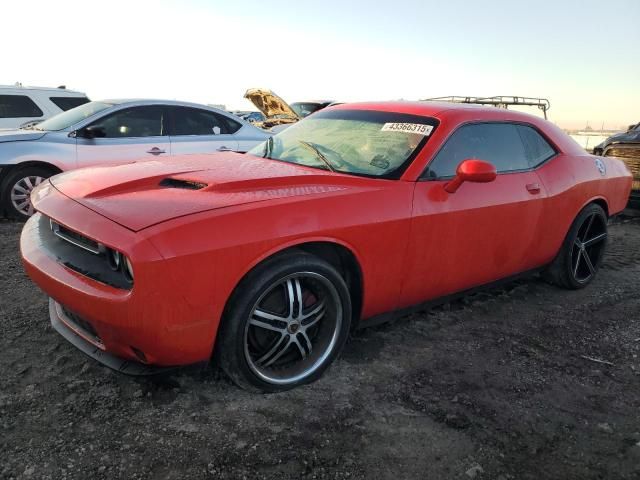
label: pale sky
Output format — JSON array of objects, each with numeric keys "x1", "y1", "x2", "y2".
[{"x1": 2, "y1": 0, "x2": 638, "y2": 130}]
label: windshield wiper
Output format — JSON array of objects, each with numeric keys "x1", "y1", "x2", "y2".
[{"x1": 298, "y1": 141, "x2": 336, "y2": 173}]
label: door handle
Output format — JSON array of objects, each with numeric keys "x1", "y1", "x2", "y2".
[
  {"x1": 526, "y1": 183, "x2": 541, "y2": 194},
  {"x1": 216, "y1": 146, "x2": 233, "y2": 152},
  {"x1": 146, "y1": 147, "x2": 166, "y2": 155}
]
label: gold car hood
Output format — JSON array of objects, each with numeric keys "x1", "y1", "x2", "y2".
[{"x1": 244, "y1": 88, "x2": 299, "y2": 126}]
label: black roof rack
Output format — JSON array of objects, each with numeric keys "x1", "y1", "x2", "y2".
[{"x1": 422, "y1": 96, "x2": 551, "y2": 119}]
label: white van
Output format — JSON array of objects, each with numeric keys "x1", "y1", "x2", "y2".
[{"x1": 0, "y1": 84, "x2": 90, "y2": 129}]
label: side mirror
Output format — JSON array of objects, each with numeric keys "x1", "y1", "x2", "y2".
[
  {"x1": 444, "y1": 158, "x2": 497, "y2": 193},
  {"x1": 79, "y1": 125, "x2": 106, "y2": 139}
]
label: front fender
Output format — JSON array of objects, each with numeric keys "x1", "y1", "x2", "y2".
[{"x1": 0, "y1": 134, "x2": 77, "y2": 171}]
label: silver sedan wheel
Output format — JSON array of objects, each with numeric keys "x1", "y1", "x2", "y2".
[
  {"x1": 244, "y1": 272, "x2": 342, "y2": 385},
  {"x1": 10, "y1": 176, "x2": 45, "y2": 216}
]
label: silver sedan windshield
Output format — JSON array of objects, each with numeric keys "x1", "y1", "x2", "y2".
[{"x1": 35, "y1": 101, "x2": 114, "y2": 131}]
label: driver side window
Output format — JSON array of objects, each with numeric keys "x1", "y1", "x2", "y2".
[
  {"x1": 90, "y1": 106, "x2": 166, "y2": 138},
  {"x1": 424, "y1": 123, "x2": 529, "y2": 179}
]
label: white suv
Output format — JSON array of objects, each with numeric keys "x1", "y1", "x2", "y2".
[{"x1": 0, "y1": 84, "x2": 90, "y2": 130}]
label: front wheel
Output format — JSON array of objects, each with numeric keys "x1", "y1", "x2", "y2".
[
  {"x1": 544, "y1": 203, "x2": 608, "y2": 289},
  {"x1": 1, "y1": 166, "x2": 53, "y2": 220},
  {"x1": 217, "y1": 252, "x2": 352, "y2": 392}
]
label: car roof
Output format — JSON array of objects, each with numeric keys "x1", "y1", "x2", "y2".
[
  {"x1": 328, "y1": 100, "x2": 587, "y2": 157},
  {"x1": 100, "y1": 99, "x2": 228, "y2": 110},
  {"x1": 329, "y1": 100, "x2": 549, "y2": 123},
  {"x1": 0, "y1": 85, "x2": 86, "y2": 95}
]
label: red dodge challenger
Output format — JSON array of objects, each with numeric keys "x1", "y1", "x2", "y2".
[{"x1": 21, "y1": 102, "x2": 632, "y2": 391}]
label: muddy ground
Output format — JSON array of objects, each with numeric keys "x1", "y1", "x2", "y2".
[{"x1": 1, "y1": 214, "x2": 639, "y2": 480}]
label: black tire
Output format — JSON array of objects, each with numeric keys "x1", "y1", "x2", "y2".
[
  {"x1": 216, "y1": 251, "x2": 352, "y2": 392},
  {"x1": 544, "y1": 203, "x2": 608, "y2": 289},
  {"x1": 1, "y1": 166, "x2": 54, "y2": 220}
]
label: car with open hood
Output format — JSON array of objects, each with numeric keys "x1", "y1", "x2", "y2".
[
  {"x1": 244, "y1": 88, "x2": 336, "y2": 132},
  {"x1": 21, "y1": 101, "x2": 632, "y2": 391},
  {"x1": 0, "y1": 99, "x2": 270, "y2": 219}
]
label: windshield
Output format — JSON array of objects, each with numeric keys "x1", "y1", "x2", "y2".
[
  {"x1": 248, "y1": 109, "x2": 438, "y2": 178},
  {"x1": 34, "y1": 101, "x2": 114, "y2": 131}
]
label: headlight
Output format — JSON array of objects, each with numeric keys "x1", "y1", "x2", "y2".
[{"x1": 104, "y1": 247, "x2": 133, "y2": 285}]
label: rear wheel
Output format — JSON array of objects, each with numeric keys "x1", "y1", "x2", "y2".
[
  {"x1": 1, "y1": 166, "x2": 54, "y2": 220},
  {"x1": 544, "y1": 203, "x2": 608, "y2": 289},
  {"x1": 217, "y1": 252, "x2": 352, "y2": 392}
]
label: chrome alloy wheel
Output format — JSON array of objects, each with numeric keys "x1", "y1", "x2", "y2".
[
  {"x1": 244, "y1": 272, "x2": 342, "y2": 385},
  {"x1": 10, "y1": 176, "x2": 45, "y2": 216},
  {"x1": 571, "y1": 211, "x2": 607, "y2": 283}
]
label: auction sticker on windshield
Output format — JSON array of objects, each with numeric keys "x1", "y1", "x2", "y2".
[{"x1": 381, "y1": 123, "x2": 434, "y2": 135}]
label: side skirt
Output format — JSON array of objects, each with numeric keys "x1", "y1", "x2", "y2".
[{"x1": 357, "y1": 266, "x2": 546, "y2": 330}]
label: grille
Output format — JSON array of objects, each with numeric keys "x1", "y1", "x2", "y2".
[
  {"x1": 58, "y1": 304, "x2": 104, "y2": 348},
  {"x1": 604, "y1": 145, "x2": 640, "y2": 191},
  {"x1": 41, "y1": 215, "x2": 132, "y2": 290},
  {"x1": 50, "y1": 220, "x2": 101, "y2": 254}
]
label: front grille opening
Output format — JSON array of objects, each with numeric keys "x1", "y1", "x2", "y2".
[
  {"x1": 159, "y1": 178, "x2": 207, "y2": 190},
  {"x1": 59, "y1": 305, "x2": 104, "y2": 348},
  {"x1": 41, "y1": 216, "x2": 133, "y2": 290},
  {"x1": 50, "y1": 220, "x2": 101, "y2": 254}
]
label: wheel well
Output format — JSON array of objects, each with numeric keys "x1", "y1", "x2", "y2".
[
  {"x1": 11, "y1": 161, "x2": 61, "y2": 175},
  {"x1": 294, "y1": 242, "x2": 363, "y2": 327},
  {"x1": 245, "y1": 242, "x2": 364, "y2": 329},
  {"x1": 591, "y1": 198, "x2": 609, "y2": 217},
  {"x1": 0, "y1": 161, "x2": 62, "y2": 189}
]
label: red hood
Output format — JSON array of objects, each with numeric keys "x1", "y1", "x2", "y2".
[{"x1": 49, "y1": 153, "x2": 360, "y2": 231}]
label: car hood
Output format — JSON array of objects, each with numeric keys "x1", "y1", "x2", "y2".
[
  {"x1": 0, "y1": 129, "x2": 47, "y2": 143},
  {"x1": 49, "y1": 153, "x2": 360, "y2": 231},
  {"x1": 244, "y1": 88, "x2": 299, "y2": 124}
]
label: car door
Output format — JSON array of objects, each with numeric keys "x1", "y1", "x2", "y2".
[
  {"x1": 168, "y1": 106, "x2": 239, "y2": 154},
  {"x1": 400, "y1": 122, "x2": 550, "y2": 307},
  {"x1": 75, "y1": 105, "x2": 170, "y2": 168}
]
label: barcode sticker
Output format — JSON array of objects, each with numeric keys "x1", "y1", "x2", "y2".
[{"x1": 381, "y1": 123, "x2": 434, "y2": 135}]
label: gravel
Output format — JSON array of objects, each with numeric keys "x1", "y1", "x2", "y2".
[{"x1": 1, "y1": 214, "x2": 639, "y2": 479}]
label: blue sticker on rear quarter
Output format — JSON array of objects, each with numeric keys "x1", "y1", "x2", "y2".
[
  {"x1": 595, "y1": 158, "x2": 606, "y2": 176},
  {"x1": 381, "y1": 123, "x2": 433, "y2": 135}
]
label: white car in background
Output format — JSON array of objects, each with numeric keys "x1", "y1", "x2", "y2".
[
  {"x1": 0, "y1": 99, "x2": 270, "y2": 219},
  {"x1": 0, "y1": 85, "x2": 90, "y2": 130}
]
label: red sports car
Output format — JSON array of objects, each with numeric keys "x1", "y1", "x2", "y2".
[{"x1": 21, "y1": 102, "x2": 632, "y2": 391}]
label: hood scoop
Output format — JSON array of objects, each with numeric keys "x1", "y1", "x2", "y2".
[{"x1": 159, "y1": 178, "x2": 207, "y2": 190}]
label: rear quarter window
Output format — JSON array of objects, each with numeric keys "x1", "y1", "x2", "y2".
[
  {"x1": 49, "y1": 96, "x2": 90, "y2": 111},
  {"x1": 516, "y1": 124, "x2": 556, "y2": 167},
  {"x1": 0, "y1": 95, "x2": 43, "y2": 118}
]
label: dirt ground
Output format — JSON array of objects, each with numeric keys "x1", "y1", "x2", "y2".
[{"x1": 1, "y1": 214, "x2": 639, "y2": 480}]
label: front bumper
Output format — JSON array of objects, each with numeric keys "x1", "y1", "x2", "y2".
[
  {"x1": 20, "y1": 183, "x2": 218, "y2": 368},
  {"x1": 49, "y1": 298, "x2": 175, "y2": 375}
]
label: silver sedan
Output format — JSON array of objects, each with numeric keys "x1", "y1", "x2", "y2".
[{"x1": 0, "y1": 99, "x2": 271, "y2": 219}]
